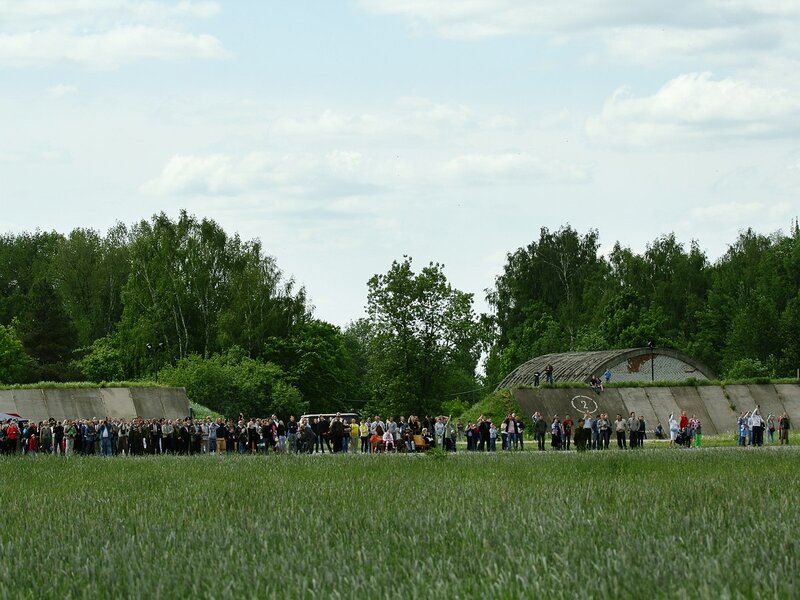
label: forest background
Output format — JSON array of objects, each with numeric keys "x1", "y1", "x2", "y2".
[{"x1": 1, "y1": 210, "x2": 799, "y2": 419}]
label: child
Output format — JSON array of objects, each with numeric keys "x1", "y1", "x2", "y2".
[{"x1": 382, "y1": 429, "x2": 395, "y2": 452}]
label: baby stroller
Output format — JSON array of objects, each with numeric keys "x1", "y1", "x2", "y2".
[{"x1": 675, "y1": 428, "x2": 691, "y2": 447}]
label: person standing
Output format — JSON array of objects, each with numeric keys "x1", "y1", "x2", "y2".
[
  {"x1": 99, "y1": 419, "x2": 113, "y2": 457},
  {"x1": 488, "y1": 422, "x2": 497, "y2": 452},
  {"x1": 505, "y1": 414, "x2": 517, "y2": 450},
  {"x1": 765, "y1": 414, "x2": 776, "y2": 445},
  {"x1": 534, "y1": 413, "x2": 547, "y2": 451},
  {"x1": 162, "y1": 420, "x2": 173, "y2": 454},
  {"x1": 584, "y1": 415, "x2": 600, "y2": 450},
  {"x1": 287, "y1": 416, "x2": 298, "y2": 453},
  {"x1": 544, "y1": 363, "x2": 554, "y2": 384},
  {"x1": 208, "y1": 419, "x2": 218, "y2": 454},
  {"x1": 6, "y1": 420, "x2": 20, "y2": 454},
  {"x1": 694, "y1": 419, "x2": 702, "y2": 448},
  {"x1": 574, "y1": 419, "x2": 588, "y2": 451},
  {"x1": 779, "y1": 412, "x2": 790, "y2": 445},
  {"x1": 627, "y1": 412, "x2": 639, "y2": 449},
  {"x1": 597, "y1": 414, "x2": 611, "y2": 449},
  {"x1": 65, "y1": 420, "x2": 76, "y2": 456},
  {"x1": 738, "y1": 412, "x2": 749, "y2": 447},
  {"x1": 53, "y1": 421, "x2": 64, "y2": 455},
  {"x1": 679, "y1": 411, "x2": 689, "y2": 434},
  {"x1": 668, "y1": 413, "x2": 679, "y2": 448},
  {"x1": 516, "y1": 414, "x2": 525, "y2": 450},
  {"x1": 614, "y1": 414, "x2": 627, "y2": 449},
  {"x1": 638, "y1": 416, "x2": 646, "y2": 447},
  {"x1": 82, "y1": 420, "x2": 95, "y2": 455},
  {"x1": 550, "y1": 417, "x2": 562, "y2": 450},
  {"x1": 40, "y1": 421, "x2": 52, "y2": 454},
  {"x1": 330, "y1": 414, "x2": 344, "y2": 453},
  {"x1": 216, "y1": 420, "x2": 227, "y2": 454},
  {"x1": 117, "y1": 420, "x2": 130, "y2": 456},
  {"x1": 562, "y1": 415, "x2": 574, "y2": 450},
  {"x1": 751, "y1": 408, "x2": 764, "y2": 447}
]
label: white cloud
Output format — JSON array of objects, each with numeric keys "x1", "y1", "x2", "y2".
[
  {"x1": 360, "y1": 0, "x2": 800, "y2": 36},
  {"x1": 601, "y1": 25, "x2": 777, "y2": 66},
  {"x1": 359, "y1": 0, "x2": 800, "y2": 68},
  {"x1": 0, "y1": 1, "x2": 219, "y2": 27},
  {"x1": 443, "y1": 152, "x2": 590, "y2": 184},
  {"x1": 691, "y1": 201, "x2": 792, "y2": 223},
  {"x1": 0, "y1": 0, "x2": 226, "y2": 68},
  {"x1": 141, "y1": 151, "x2": 383, "y2": 199},
  {"x1": 46, "y1": 83, "x2": 77, "y2": 97},
  {"x1": 586, "y1": 72, "x2": 800, "y2": 144},
  {"x1": 270, "y1": 97, "x2": 483, "y2": 139},
  {"x1": 691, "y1": 202, "x2": 762, "y2": 220}
]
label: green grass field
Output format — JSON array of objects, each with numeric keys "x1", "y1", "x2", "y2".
[{"x1": 1, "y1": 448, "x2": 798, "y2": 599}]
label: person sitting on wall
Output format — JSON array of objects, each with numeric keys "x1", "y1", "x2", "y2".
[{"x1": 589, "y1": 376, "x2": 604, "y2": 393}]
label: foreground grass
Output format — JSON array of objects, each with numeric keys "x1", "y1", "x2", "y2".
[{"x1": 1, "y1": 449, "x2": 798, "y2": 599}]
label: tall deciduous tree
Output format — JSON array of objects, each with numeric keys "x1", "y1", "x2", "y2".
[
  {"x1": 0, "y1": 324, "x2": 30, "y2": 383},
  {"x1": 365, "y1": 257, "x2": 482, "y2": 416},
  {"x1": 263, "y1": 320, "x2": 357, "y2": 413}
]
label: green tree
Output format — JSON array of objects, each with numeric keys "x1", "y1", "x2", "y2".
[
  {"x1": 485, "y1": 226, "x2": 603, "y2": 386},
  {"x1": 53, "y1": 226, "x2": 129, "y2": 347},
  {"x1": 158, "y1": 347, "x2": 307, "y2": 419},
  {"x1": 365, "y1": 257, "x2": 482, "y2": 416},
  {"x1": 0, "y1": 324, "x2": 31, "y2": 383},
  {"x1": 263, "y1": 320, "x2": 357, "y2": 413},
  {"x1": 16, "y1": 278, "x2": 78, "y2": 380}
]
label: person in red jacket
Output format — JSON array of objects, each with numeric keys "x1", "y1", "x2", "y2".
[
  {"x1": 6, "y1": 421, "x2": 20, "y2": 454},
  {"x1": 679, "y1": 411, "x2": 689, "y2": 431}
]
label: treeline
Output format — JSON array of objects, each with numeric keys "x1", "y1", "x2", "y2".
[
  {"x1": 0, "y1": 212, "x2": 481, "y2": 418},
  {"x1": 484, "y1": 224, "x2": 800, "y2": 388},
  {"x1": 1, "y1": 211, "x2": 798, "y2": 418}
]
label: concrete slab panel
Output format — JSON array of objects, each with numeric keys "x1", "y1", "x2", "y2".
[
  {"x1": 41, "y1": 389, "x2": 82, "y2": 421},
  {"x1": 588, "y1": 388, "x2": 629, "y2": 420},
  {"x1": 60, "y1": 389, "x2": 106, "y2": 420},
  {"x1": 129, "y1": 387, "x2": 166, "y2": 419},
  {"x1": 697, "y1": 386, "x2": 738, "y2": 434},
  {"x1": 0, "y1": 390, "x2": 17, "y2": 415},
  {"x1": 643, "y1": 387, "x2": 680, "y2": 433},
  {"x1": 616, "y1": 388, "x2": 659, "y2": 432},
  {"x1": 100, "y1": 388, "x2": 136, "y2": 419},
  {"x1": 11, "y1": 389, "x2": 48, "y2": 422},
  {"x1": 774, "y1": 384, "x2": 800, "y2": 424},
  {"x1": 670, "y1": 387, "x2": 718, "y2": 435},
  {"x1": 725, "y1": 385, "x2": 758, "y2": 418},
  {"x1": 747, "y1": 385, "x2": 786, "y2": 424},
  {"x1": 158, "y1": 387, "x2": 190, "y2": 419},
  {"x1": 513, "y1": 388, "x2": 568, "y2": 422}
]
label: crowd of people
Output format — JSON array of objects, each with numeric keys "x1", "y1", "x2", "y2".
[
  {"x1": 0, "y1": 413, "x2": 456, "y2": 456},
  {"x1": 1, "y1": 405, "x2": 792, "y2": 456},
  {"x1": 736, "y1": 408, "x2": 790, "y2": 446}
]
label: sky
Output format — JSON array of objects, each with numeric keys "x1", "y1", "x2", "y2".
[{"x1": 1, "y1": 0, "x2": 799, "y2": 327}]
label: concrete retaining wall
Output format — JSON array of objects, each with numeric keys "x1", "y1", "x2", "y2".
[
  {"x1": 512, "y1": 383, "x2": 800, "y2": 434},
  {"x1": 0, "y1": 387, "x2": 189, "y2": 422}
]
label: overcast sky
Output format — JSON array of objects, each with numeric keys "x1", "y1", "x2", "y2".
[{"x1": 1, "y1": 0, "x2": 799, "y2": 326}]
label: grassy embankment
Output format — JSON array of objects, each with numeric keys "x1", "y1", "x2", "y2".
[{"x1": 0, "y1": 449, "x2": 797, "y2": 599}]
